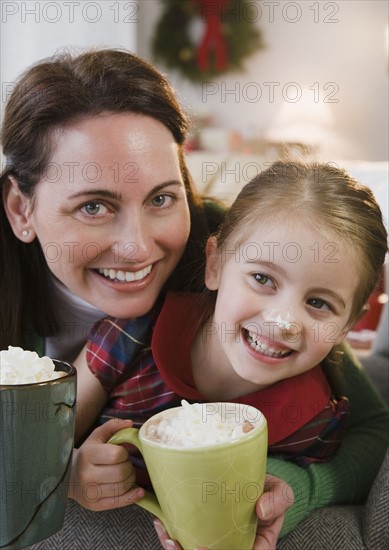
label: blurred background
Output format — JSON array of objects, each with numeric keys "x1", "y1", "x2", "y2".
[
  {"x1": 1, "y1": 0, "x2": 388, "y2": 345},
  {"x1": 1, "y1": 0, "x2": 388, "y2": 160}
]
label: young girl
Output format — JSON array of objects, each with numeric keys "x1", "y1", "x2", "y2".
[{"x1": 74, "y1": 161, "x2": 388, "y2": 538}]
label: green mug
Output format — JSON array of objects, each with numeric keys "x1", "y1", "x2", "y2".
[
  {"x1": 0, "y1": 360, "x2": 76, "y2": 549},
  {"x1": 109, "y1": 402, "x2": 268, "y2": 550}
]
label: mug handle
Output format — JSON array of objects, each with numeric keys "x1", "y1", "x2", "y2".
[{"x1": 107, "y1": 428, "x2": 169, "y2": 530}]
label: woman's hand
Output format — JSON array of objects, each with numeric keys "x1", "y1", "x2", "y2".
[
  {"x1": 68, "y1": 419, "x2": 144, "y2": 511},
  {"x1": 254, "y1": 474, "x2": 294, "y2": 549},
  {"x1": 154, "y1": 474, "x2": 294, "y2": 550}
]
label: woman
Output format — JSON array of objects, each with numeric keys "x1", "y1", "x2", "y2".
[{"x1": 1, "y1": 49, "x2": 387, "y2": 548}]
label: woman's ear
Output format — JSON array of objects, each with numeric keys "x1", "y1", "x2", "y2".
[
  {"x1": 2, "y1": 176, "x2": 35, "y2": 242},
  {"x1": 204, "y1": 236, "x2": 221, "y2": 290}
]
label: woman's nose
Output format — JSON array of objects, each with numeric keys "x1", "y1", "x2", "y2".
[{"x1": 112, "y1": 216, "x2": 153, "y2": 263}]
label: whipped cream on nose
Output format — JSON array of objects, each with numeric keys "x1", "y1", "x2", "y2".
[{"x1": 262, "y1": 308, "x2": 296, "y2": 331}]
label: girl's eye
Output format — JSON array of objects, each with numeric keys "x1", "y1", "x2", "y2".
[
  {"x1": 308, "y1": 298, "x2": 331, "y2": 311},
  {"x1": 80, "y1": 201, "x2": 109, "y2": 217},
  {"x1": 252, "y1": 273, "x2": 274, "y2": 288},
  {"x1": 151, "y1": 194, "x2": 174, "y2": 208}
]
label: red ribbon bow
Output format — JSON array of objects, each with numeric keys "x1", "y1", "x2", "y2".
[{"x1": 193, "y1": 0, "x2": 228, "y2": 72}]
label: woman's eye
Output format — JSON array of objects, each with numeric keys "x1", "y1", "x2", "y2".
[
  {"x1": 81, "y1": 201, "x2": 107, "y2": 216},
  {"x1": 252, "y1": 273, "x2": 274, "y2": 288},
  {"x1": 151, "y1": 194, "x2": 174, "y2": 208},
  {"x1": 308, "y1": 298, "x2": 331, "y2": 311}
]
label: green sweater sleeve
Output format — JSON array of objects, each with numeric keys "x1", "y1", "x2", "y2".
[{"x1": 266, "y1": 343, "x2": 389, "y2": 537}]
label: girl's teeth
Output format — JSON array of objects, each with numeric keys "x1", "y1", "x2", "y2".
[
  {"x1": 98, "y1": 265, "x2": 152, "y2": 282},
  {"x1": 245, "y1": 330, "x2": 291, "y2": 358}
]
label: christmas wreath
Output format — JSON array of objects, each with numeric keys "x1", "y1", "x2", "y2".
[{"x1": 152, "y1": 0, "x2": 264, "y2": 82}]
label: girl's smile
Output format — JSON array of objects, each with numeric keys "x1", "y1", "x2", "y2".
[{"x1": 243, "y1": 329, "x2": 294, "y2": 360}]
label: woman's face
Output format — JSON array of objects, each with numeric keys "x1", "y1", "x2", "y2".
[{"x1": 24, "y1": 113, "x2": 191, "y2": 318}]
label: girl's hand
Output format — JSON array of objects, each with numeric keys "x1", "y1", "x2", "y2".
[
  {"x1": 154, "y1": 474, "x2": 294, "y2": 550},
  {"x1": 68, "y1": 419, "x2": 145, "y2": 511}
]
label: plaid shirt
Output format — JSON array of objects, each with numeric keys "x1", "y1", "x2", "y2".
[
  {"x1": 87, "y1": 293, "x2": 349, "y2": 466},
  {"x1": 86, "y1": 310, "x2": 180, "y2": 428}
]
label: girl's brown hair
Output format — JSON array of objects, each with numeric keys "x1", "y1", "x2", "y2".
[{"x1": 216, "y1": 161, "x2": 387, "y2": 324}]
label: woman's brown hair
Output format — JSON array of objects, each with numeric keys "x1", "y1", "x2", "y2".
[{"x1": 0, "y1": 48, "x2": 215, "y2": 349}]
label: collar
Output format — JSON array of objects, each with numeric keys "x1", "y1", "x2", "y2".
[
  {"x1": 152, "y1": 292, "x2": 332, "y2": 445},
  {"x1": 45, "y1": 277, "x2": 105, "y2": 362}
]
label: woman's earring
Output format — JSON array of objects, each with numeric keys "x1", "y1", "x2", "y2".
[{"x1": 22, "y1": 229, "x2": 30, "y2": 238}]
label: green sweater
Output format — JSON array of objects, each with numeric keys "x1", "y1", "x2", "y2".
[{"x1": 267, "y1": 343, "x2": 389, "y2": 536}]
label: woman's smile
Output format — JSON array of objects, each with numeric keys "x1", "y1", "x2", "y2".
[
  {"x1": 96, "y1": 264, "x2": 153, "y2": 283},
  {"x1": 89, "y1": 263, "x2": 157, "y2": 297}
]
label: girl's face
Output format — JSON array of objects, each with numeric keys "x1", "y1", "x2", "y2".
[
  {"x1": 204, "y1": 217, "x2": 360, "y2": 395},
  {"x1": 14, "y1": 113, "x2": 191, "y2": 318}
]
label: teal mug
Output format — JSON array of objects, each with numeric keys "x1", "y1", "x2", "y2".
[{"x1": 0, "y1": 360, "x2": 76, "y2": 549}]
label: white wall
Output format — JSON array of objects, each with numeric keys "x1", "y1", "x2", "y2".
[
  {"x1": 138, "y1": 0, "x2": 388, "y2": 161},
  {"x1": 1, "y1": 0, "x2": 138, "y2": 95},
  {"x1": 1, "y1": 1, "x2": 388, "y2": 161}
]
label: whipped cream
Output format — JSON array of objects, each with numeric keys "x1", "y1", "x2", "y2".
[
  {"x1": 144, "y1": 400, "x2": 256, "y2": 448},
  {"x1": 0, "y1": 346, "x2": 64, "y2": 385}
]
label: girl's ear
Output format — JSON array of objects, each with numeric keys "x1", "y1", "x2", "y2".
[
  {"x1": 204, "y1": 236, "x2": 221, "y2": 290},
  {"x1": 335, "y1": 311, "x2": 363, "y2": 345},
  {"x1": 334, "y1": 327, "x2": 349, "y2": 345},
  {"x1": 2, "y1": 176, "x2": 35, "y2": 242},
  {"x1": 336, "y1": 304, "x2": 368, "y2": 344}
]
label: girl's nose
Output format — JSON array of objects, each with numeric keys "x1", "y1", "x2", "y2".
[
  {"x1": 263, "y1": 306, "x2": 297, "y2": 326},
  {"x1": 262, "y1": 307, "x2": 302, "y2": 342}
]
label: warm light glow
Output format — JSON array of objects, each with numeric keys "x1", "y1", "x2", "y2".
[{"x1": 264, "y1": 87, "x2": 336, "y2": 147}]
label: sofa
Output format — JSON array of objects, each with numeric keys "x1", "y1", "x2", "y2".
[
  {"x1": 28, "y1": 304, "x2": 389, "y2": 550},
  {"x1": 28, "y1": 449, "x2": 389, "y2": 550}
]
